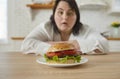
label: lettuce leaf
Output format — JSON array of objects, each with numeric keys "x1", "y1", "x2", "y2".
[{"x1": 44, "y1": 54, "x2": 81, "y2": 63}]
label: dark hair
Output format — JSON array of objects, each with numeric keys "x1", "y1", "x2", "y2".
[{"x1": 50, "y1": 0, "x2": 83, "y2": 35}]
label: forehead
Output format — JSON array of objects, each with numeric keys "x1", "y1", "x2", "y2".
[{"x1": 56, "y1": 1, "x2": 72, "y2": 10}]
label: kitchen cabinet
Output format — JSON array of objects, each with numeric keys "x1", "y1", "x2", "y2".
[
  {"x1": 109, "y1": 40, "x2": 120, "y2": 52},
  {"x1": 109, "y1": 0, "x2": 120, "y2": 15},
  {"x1": 107, "y1": 37, "x2": 120, "y2": 52},
  {"x1": 76, "y1": 0, "x2": 108, "y2": 10}
]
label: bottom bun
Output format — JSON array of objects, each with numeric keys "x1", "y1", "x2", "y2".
[{"x1": 46, "y1": 59, "x2": 75, "y2": 64}]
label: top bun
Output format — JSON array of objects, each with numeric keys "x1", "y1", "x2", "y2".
[{"x1": 47, "y1": 43, "x2": 74, "y2": 52}]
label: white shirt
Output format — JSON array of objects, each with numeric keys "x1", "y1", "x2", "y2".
[{"x1": 21, "y1": 21, "x2": 109, "y2": 56}]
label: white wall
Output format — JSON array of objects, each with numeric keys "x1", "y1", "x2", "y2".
[{"x1": 0, "y1": 0, "x2": 120, "y2": 52}]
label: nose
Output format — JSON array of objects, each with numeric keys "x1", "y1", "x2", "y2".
[{"x1": 62, "y1": 13, "x2": 68, "y2": 20}]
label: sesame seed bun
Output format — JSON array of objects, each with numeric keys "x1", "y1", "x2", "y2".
[{"x1": 47, "y1": 43, "x2": 74, "y2": 52}]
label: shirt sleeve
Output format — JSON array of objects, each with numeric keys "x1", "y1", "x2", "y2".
[
  {"x1": 77, "y1": 38, "x2": 109, "y2": 54},
  {"x1": 21, "y1": 38, "x2": 51, "y2": 56},
  {"x1": 21, "y1": 22, "x2": 52, "y2": 56},
  {"x1": 76, "y1": 26, "x2": 109, "y2": 55}
]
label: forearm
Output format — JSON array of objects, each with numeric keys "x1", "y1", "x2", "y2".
[
  {"x1": 21, "y1": 38, "x2": 51, "y2": 55},
  {"x1": 76, "y1": 39, "x2": 109, "y2": 54}
]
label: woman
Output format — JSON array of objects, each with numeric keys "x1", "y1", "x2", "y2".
[{"x1": 21, "y1": 0, "x2": 109, "y2": 55}]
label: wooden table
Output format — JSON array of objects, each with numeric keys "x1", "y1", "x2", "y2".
[{"x1": 0, "y1": 52, "x2": 120, "y2": 79}]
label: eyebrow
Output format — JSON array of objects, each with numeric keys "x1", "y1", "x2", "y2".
[
  {"x1": 57, "y1": 8, "x2": 74, "y2": 12},
  {"x1": 56, "y1": 8, "x2": 64, "y2": 11}
]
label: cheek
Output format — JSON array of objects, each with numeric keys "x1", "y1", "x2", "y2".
[
  {"x1": 69, "y1": 16, "x2": 77, "y2": 26},
  {"x1": 54, "y1": 15, "x2": 61, "y2": 26}
]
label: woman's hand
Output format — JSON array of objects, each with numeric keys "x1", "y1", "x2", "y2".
[
  {"x1": 68, "y1": 40, "x2": 80, "y2": 50},
  {"x1": 47, "y1": 40, "x2": 80, "y2": 50}
]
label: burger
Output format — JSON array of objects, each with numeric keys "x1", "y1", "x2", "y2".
[{"x1": 44, "y1": 43, "x2": 81, "y2": 64}]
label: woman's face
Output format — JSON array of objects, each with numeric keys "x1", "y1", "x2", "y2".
[{"x1": 54, "y1": 1, "x2": 77, "y2": 33}]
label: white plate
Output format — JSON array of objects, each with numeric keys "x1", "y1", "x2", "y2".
[{"x1": 36, "y1": 57, "x2": 88, "y2": 67}]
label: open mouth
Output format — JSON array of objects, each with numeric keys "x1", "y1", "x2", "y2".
[{"x1": 62, "y1": 22, "x2": 67, "y2": 25}]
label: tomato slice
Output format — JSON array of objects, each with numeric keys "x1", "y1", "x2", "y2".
[
  {"x1": 62, "y1": 50, "x2": 76, "y2": 56},
  {"x1": 46, "y1": 49, "x2": 76, "y2": 58},
  {"x1": 46, "y1": 52, "x2": 62, "y2": 58}
]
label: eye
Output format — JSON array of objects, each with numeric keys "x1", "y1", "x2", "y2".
[
  {"x1": 67, "y1": 11, "x2": 74, "y2": 16},
  {"x1": 58, "y1": 11, "x2": 63, "y2": 15}
]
